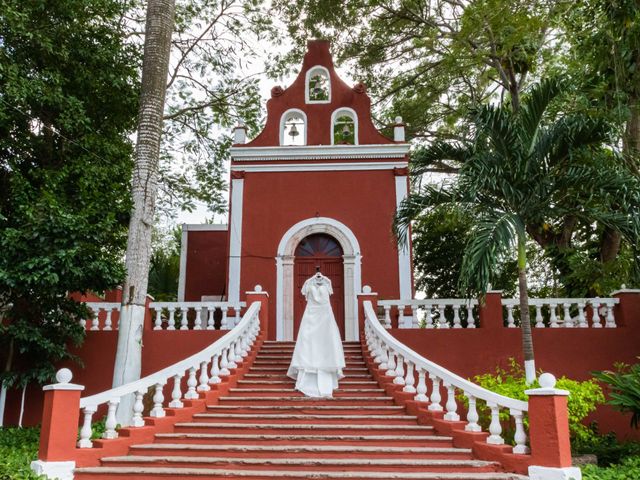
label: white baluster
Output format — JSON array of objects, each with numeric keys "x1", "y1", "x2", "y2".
[
  {"x1": 605, "y1": 302, "x2": 616, "y2": 328},
  {"x1": 563, "y1": 303, "x2": 574, "y2": 328},
  {"x1": 383, "y1": 305, "x2": 392, "y2": 329},
  {"x1": 227, "y1": 344, "x2": 238, "y2": 368},
  {"x1": 180, "y1": 307, "x2": 189, "y2": 330},
  {"x1": 486, "y1": 402, "x2": 504, "y2": 444},
  {"x1": 534, "y1": 305, "x2": 544, "y2": 328},
  {"x1": 150, "y1": 382, "x2": 166, "y2": 417},
  {"x1": 154, "y1": 308, "x2": 162, "y2": 330},
  {"x1": 506, "y1": 305, "x2": 516, "y2": 328},
  {"x1": 411, "y1": 305, "x2": 419, "y2": 328},
  {"x1": 428, "y1": 374, "x2": 443, "y2": 411},
  {"x1": 77, "y1": 406, "x2": 96, "y2": 448},
  {"x1": 425, "y1": 304, "x2": 434, "y2": 328},
  {"x1": 464, "y1": 394, "x2": 481, "y2": 432},
  {"x1": 398, "y1": 304, "x2": 408, "y2": 328},
  {"x1": 90, "y1": 309, "x2": 100, "y2": 331},
  {"x1": 466, "y1": 303, "x2": 475, "y2": 328},
  {"x1": 414, "y1": 369, "x2": 429, "y2": 402},
  {"x1": 234, "y1": 304, "x2": 241, "y2": 328},
  {"x1": 132, "y1": 389, "x2": 145, "y2": 427},
  {"x1": 511, "y1": 409, "x2": 530, "y2": 454},
  {"x1": 591, "y1": 300, "x2": 602, "y2": 328},
  {"x1": 403, "y1": 361, "x2": 416, "y2": 393},
  {"x1": 194, "y1": 308, "x2": 203, "y2": 330},
  {"x1": 80, "y1": 317, "x2": 87, "y2": 329},
  {"x1": 209, "y1": 354, "x2": 221, "y2": 384},
  {"x1": 443, "y1": 383, "x2": 460, "y2": 421},
  {"x1": 206, "y1": 306, "x2": 215, "y2": 330},
  {"x1": 549, "y1": 303, "x2": 559, "y2": 327},
  {"x1": 577, "y1": 302, "x2": 587, "y2": 328},
  {"x1": 378, "y1": 345, "x2": 389, "y2": 370},
  {"x1": 219, "y1": 348, "x2": 230, "y2": 375},
  {"x1": 168, "y1": 307, "x2": 176, "y2": 330},
  {"x1": 233, "y1": 340, "x2": 243, "y2": 362},
  {"x1": 393, "y1": 355, "x2": 405, "y2": 385},
  {"x1": 104, "y1": 309, "x2": 113, "y2": 331},
  {"x1": 184, "y1": 367, "x2": 199, "y2": 399},
  {"x1": 437, "y1": 305, "x2": 448, "y2": 329},
  {"x1": 102, "y1": 399, "x2": 120, "y2": 439},
  {"x1": 240, "y1": 333, "x2": 249, "y2": 357},
  {"x1": 221, "y1": 307, "x2": 229, "y2": 330},
  {"x1": 452, "y1": 305, "x2": 462, "y2": 328},
  {"x1": 385, "y1": 350, "x2": 396, "y2": 376},
  {"x1": 198, "y1": 361, "x2": 210, "y2": 391},
  {"x1": 169, "y1": 374, "x2": 184, "y2": 408}
]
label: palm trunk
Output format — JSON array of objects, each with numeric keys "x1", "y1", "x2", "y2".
[
  {"x1": 517, "y1": 236, "x2": 536, "y2": 384},
  {"x1": 112, "y1": 0, "x2": 175, "y2": 425}
]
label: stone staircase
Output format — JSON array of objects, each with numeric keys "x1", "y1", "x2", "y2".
[{"x1": 74, "y1": 341, "x2": 527, "y2": 479}]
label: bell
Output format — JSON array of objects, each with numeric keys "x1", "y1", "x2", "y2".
[
  {"x1": 289, "y1": 123, "x2": 299, "y2": 137},
  {"x1": 342, "y1": 123, "x2": 351, "y2": 136},
  {"x1": 313, "y1": 84, "x2": 322, "y2": 96}
]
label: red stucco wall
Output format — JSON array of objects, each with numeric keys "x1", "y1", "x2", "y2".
[{"x1": 184, "y1": 230, "x2": 228, "y2": 301}]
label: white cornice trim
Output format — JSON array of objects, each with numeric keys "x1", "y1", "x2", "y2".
[
  {"x1": 230, "y1": 143, "x2": 410, "y2": 162},
  {"x1": 230, "y1": 161, "x2": 407, "y2": 173},
  {"x1": 183, "y1": 224, "x2": 228, "y2": 231}
]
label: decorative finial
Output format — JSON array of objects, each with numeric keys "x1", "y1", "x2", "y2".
[
  {"x1": 539, "y1": 373, "x2": 557, "y2": 389},
  {"x1": 56, "y1": 368, "x2": 73, "y2": 384}
]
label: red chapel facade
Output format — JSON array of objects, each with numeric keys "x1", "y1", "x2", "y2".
[{"x1": 178, "y1": 40, "x2": 414, "y2": 341}]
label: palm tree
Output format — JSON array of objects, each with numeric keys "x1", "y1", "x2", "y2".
[{"x1": 395, "y1": 78, "x2": 640, "y2": 384}]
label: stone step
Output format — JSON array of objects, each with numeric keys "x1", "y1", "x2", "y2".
[
  {"x1": 242, "y1": 373, "x2": 373, "y2": 379},
  {"x1": 172, "y1": 422, "x2": 435, "y2": 436},
  {"x1": 252, "y1": 361, "x2": 366, "y2": 367},
  {"x1": 204, "y1": 405, "x2": 407, "y2": 416},
  {"x1": 154, "y1": 432, "x2": 455, "y2": 448},
  {"x1": 216, "y1": 396, "x2": 395, "y2": 406},
  {"x1": 129, "y1": 443, "x2": 469, "y2": 459},
  {"x1": 248, "y1": 367, "x2": 369, "y2": 374},
  {"x1": 75, "y1": 466, "x2": 528, "y2": 479},
  {"x1": 236, "y1": 381, "x2": 379, "y2": 389},
  {"x1": 98, "y1": 455, "x2": 499, "y2": 473},
  {"x1": 226, "y1": 388, "x2": 385, "y2": 396},
  {"x1": 191, "y1": 413, "x2": 417, "y2": 425}
]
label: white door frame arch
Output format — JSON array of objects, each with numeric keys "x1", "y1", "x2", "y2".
[{"x1": 275, "y1": 217, "x2": 362, "y2": 341}]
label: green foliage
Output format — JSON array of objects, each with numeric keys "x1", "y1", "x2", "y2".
[
  {"x1": 582, "y1": 456, "x2": 640, "y2": 480},
  {"x1": 594, "y1": 362, "x2": 640, "y2": 429},
  {"x1": 574, "y1": 431, "x2": 640, "y2": 467},
  {"x1": 395, "y1": 78, "x2": 640, "y2": 298},
  {"x1": 0, "y1": 0, "x2": 139, "y2": 388},
  {"x1": 412, "y1": 206, "x2": 518, "y2": 297},
  {"x1": 466, "y1": 359, "x2": 604, "y2": 443},
  {"x1": 148, "y1": 227, "x2": 182, "y2": 301},
  {"x1": 0, "y1": 427, "x2": 44, "y2": 479}
]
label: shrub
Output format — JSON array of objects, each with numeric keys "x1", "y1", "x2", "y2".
[
  {"x1": 463, "y1": 359, "x2": 605, "y2": 444},
  {"x1": 0, "y1": 427, "x2": 44, "y2": 479},
  {"x1": 573, "y1": 430, "x2": 640, "y2": 467},
  {"x1": 593, "y1": 361, "x2": 640, "y2": 429},
  {"x1": 582, "y1": 455, "x2": 640, "y2": 479}
]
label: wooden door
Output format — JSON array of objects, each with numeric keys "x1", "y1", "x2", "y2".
[{"x1": 293, "y1": 234, "x2": 345, "y2": 339}]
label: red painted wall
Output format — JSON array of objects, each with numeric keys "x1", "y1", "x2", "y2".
[
  {"x1": 390, "y1": 317, "x2": 640, "y2": 440},
  {"x1": 185, "y1": 230, "x2": 228, "y2": 300},
  {"x1": 239, "y1": 168, "x2": 403, "y2": 339}
]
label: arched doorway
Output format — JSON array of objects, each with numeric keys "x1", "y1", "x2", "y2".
[{"x1": 293, "y1": 233, "x2": 345, "y2": 339}]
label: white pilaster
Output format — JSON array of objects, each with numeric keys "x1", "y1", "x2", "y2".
[
  {"x1": 177, "y1": 223, "x2": 188, "y2": 301},
  {"x1": 228, "y1": 177, "x2": 244, "y2": 304},
  {"x1": 395, "y1": 174, "x2": 412, "y2": 300}
]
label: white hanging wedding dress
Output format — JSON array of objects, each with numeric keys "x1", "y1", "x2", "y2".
[{"x1": 287, "y1": 272, "x2": 345, "y2": 397}]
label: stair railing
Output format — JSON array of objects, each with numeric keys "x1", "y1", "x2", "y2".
[
  {"x1": 363, "y1": 300, "x2": 530, "y2": 454},
  {"x1": 76, "y1": 300, "x2": 261, "y2": 448}
]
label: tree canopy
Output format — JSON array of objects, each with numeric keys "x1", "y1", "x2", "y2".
[{"x1": 0, "y1": 0, "x2": 140, "y2": 387}]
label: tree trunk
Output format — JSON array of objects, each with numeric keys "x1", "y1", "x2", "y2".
[
  {"x1": 517, "y1": 236, "x2": 536, "y2": 384},
  {"x1": 112, "y1": 0, "x2": 175, "y2": 425},
  {"x1": 0, "y1": 338, "x2": 14, "y2": 427}
]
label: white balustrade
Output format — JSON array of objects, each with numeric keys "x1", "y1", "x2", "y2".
[
  {"x1": 149, "y1": 301, "x2": 246, "y2": 331},
  {"x1": 501, "y1": 298, "x2": 619, "y2": 328},
  {"x1": 84, "y1": 303, "x2": 120, "y2": 331},
  {"x1": 74, "y1": 299, "x2": 261, "y2": 449},
  {"x1": 363, "y1": 301, "x2": 530, "y2": 454},
  {"x1": 378, "y1": 299, "x2": 479, "y2": 329}
]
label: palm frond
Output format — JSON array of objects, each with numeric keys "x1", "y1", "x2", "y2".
[
  {"x1": 472, "y1": 104, "x2": 518, "y2": 159},
  {"x1": 518, "y1": 77, "x2": 565, "y2": 150},
  {"x1": 459, "y1": 210, "x2": 524, "y2": 296},
  {"x1": 393, "y1": 186, "x2": 466, "y2": 247},
  {"x1": 410, "y1": 142, "x2": 471, "y2": 176}
]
